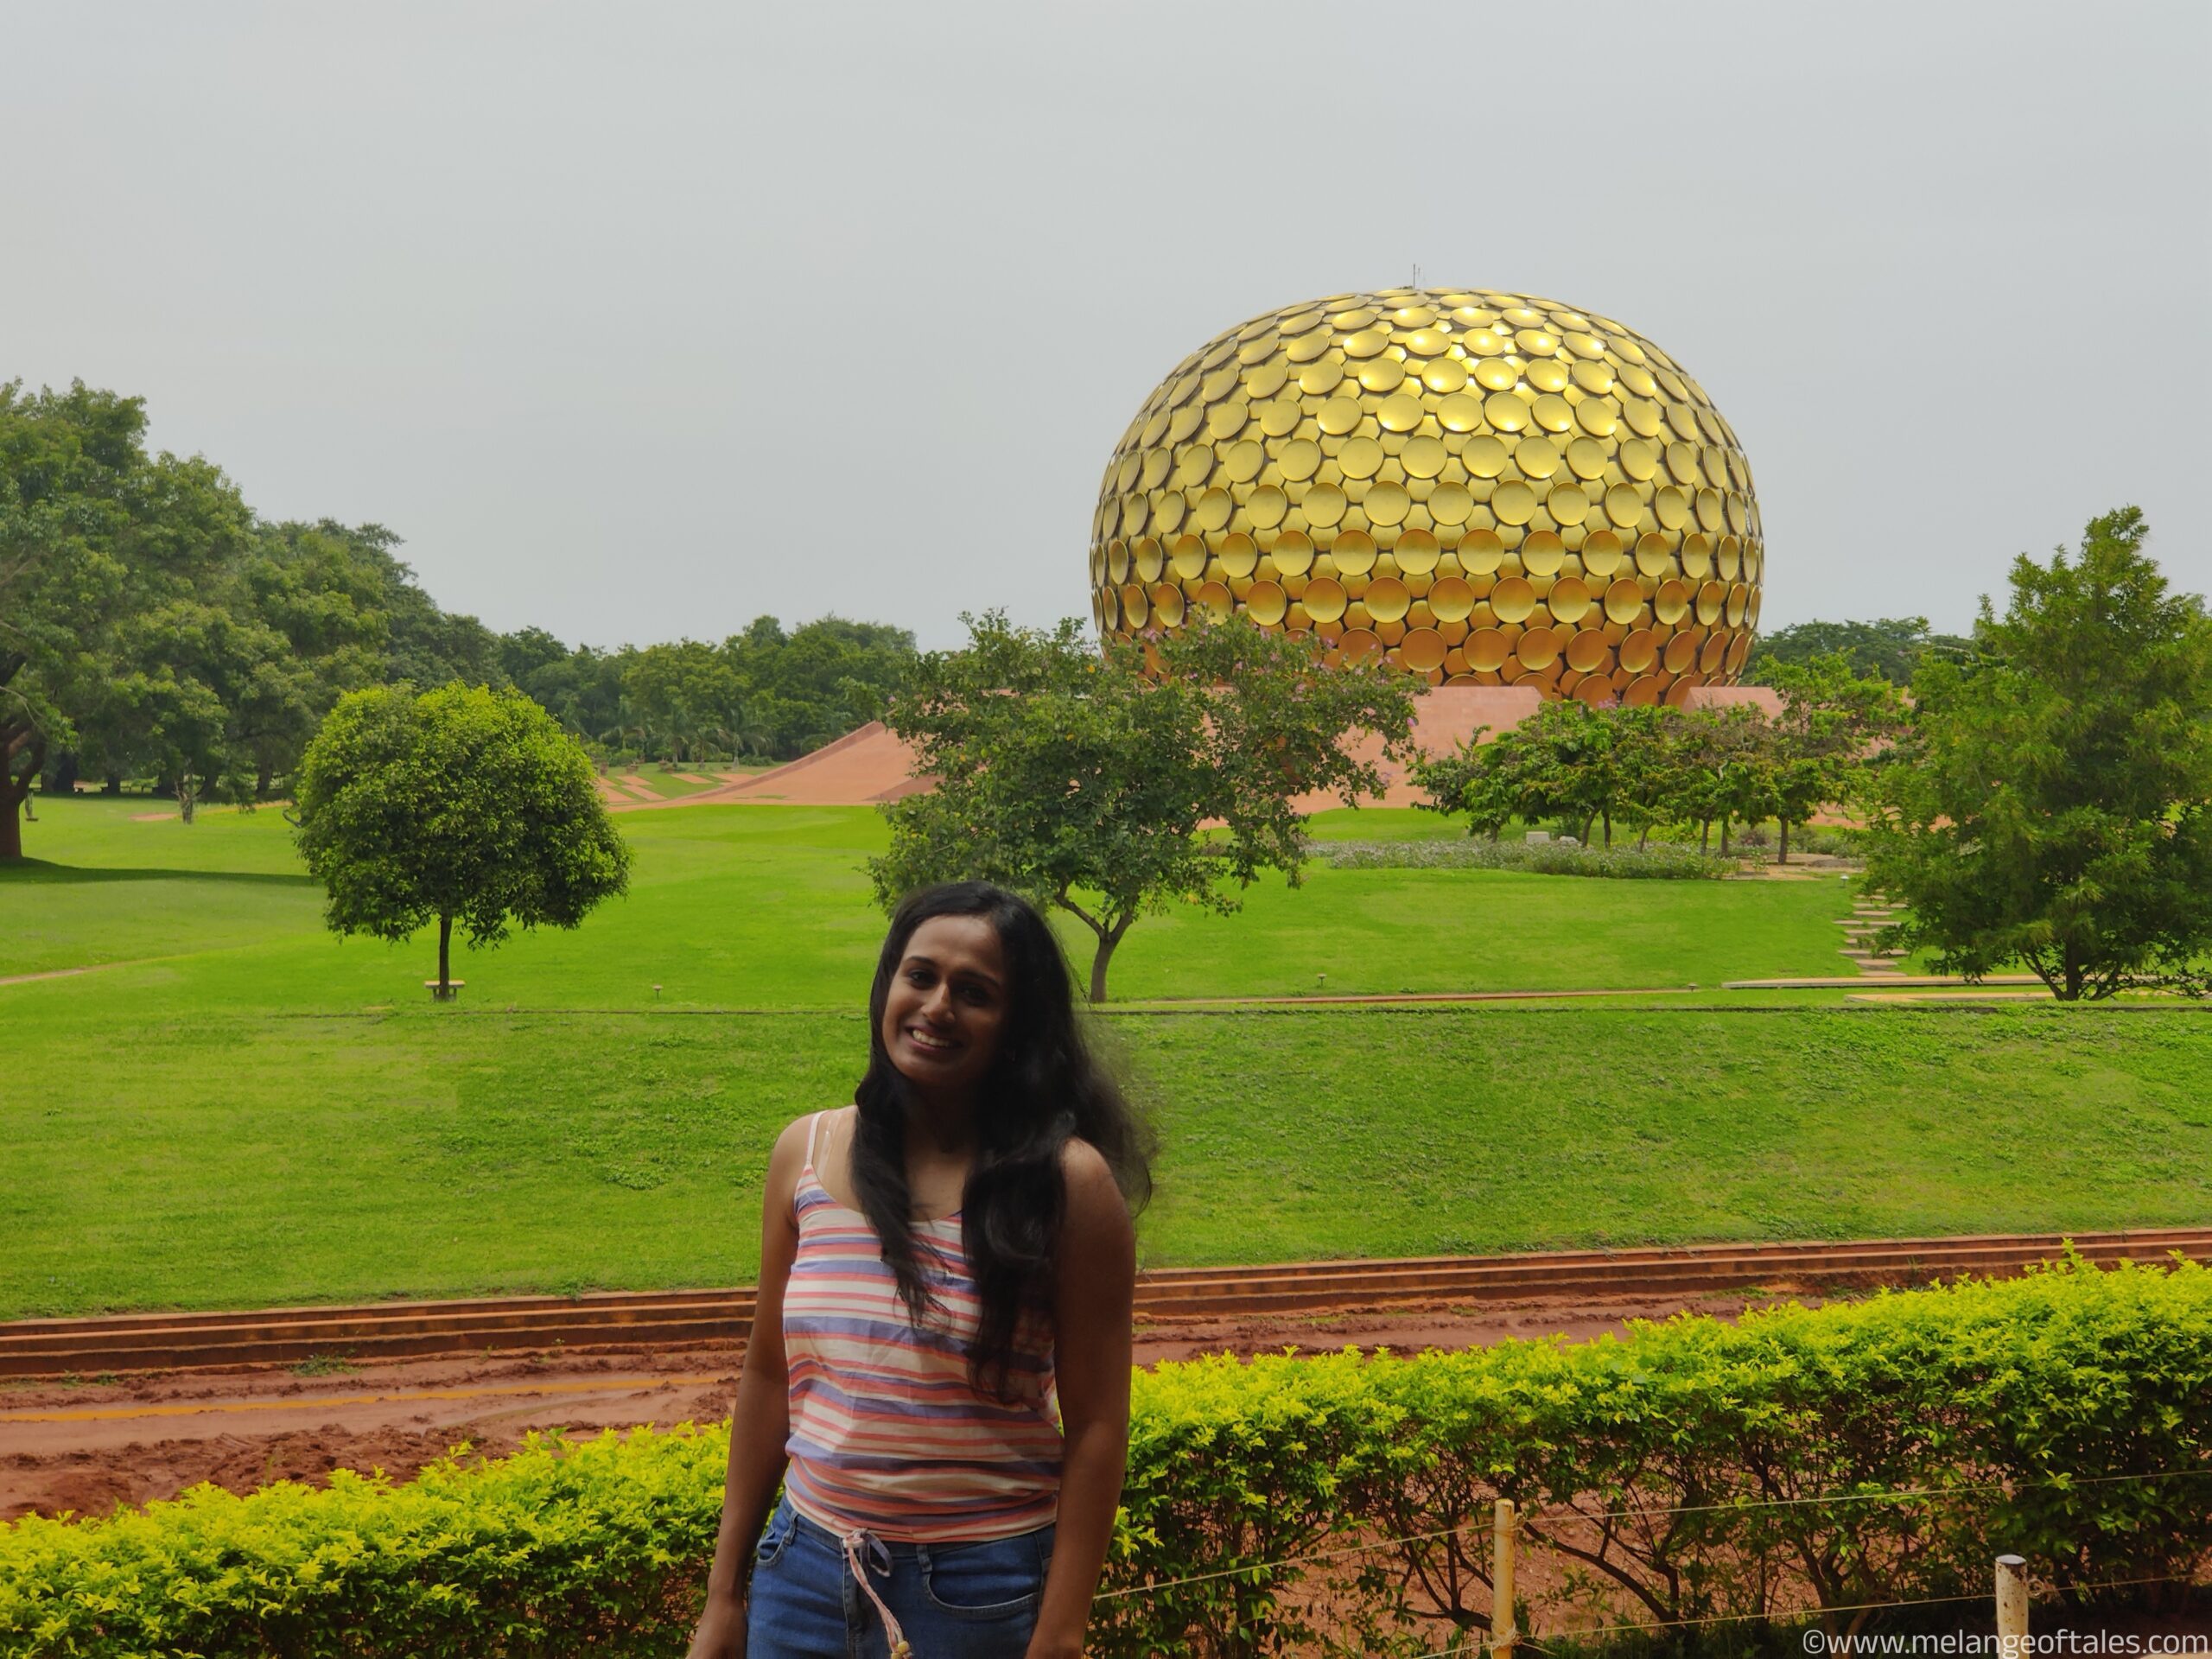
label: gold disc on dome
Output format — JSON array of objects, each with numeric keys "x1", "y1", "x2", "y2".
[
  {"x1": 1152, "y1": 493, "x2": 1187, "y2": 536},
  {"x1": 1548, "y1": 481, "x2": 1591, "y2": 525},
  {"x1": 1243, "y1": 359, "x2": 1289, "y2": 398},
  {"x1": 1224, "y1": 440, "x2": 1265, "y2": 483},
  {"x1": 1330, "y1": 305, "x2": 1379, "y2": 330},
  {"x1": 1619, "y1": 439, "x2": 1658, "y2": 481},
  {"x1": 1464, "y1": 435, "x2": 1510, "y2": 478},
  {"x1": 1654, "y1": 580, "x2": 1691, "y2": 625},
  {"x1": 1622, "y1": 398, "x2": 1663, "y2": 438},
  {"x1": 1122, "y1": 584, "x2": 1149, "y2": 626},
  {"x1": 1566, "y1": 628, "x2": 1611, "y2": 672},
  {"x1": 1491, "y1": 479, "x2": 1538, "y2": 524},
  {"x1": 1605, "y1": 484, "x2": 1644, "y2": 527},
  {"x1": 1727, "y1": 632, "x2": 1752, "y2": 673},
  {"x1": 1515, "y1": 436, "x2": 1562, "y2": 479},
  {"x1": 1574, "y1": 399, "x2": 1619, "y2": 438},
  {"x1": 1521, "y1": 531, "x2": 1566, "y2": 575},
  {"x1": 1220, "y1": 536, "x2": 1261, "y2": 579},
  {"x1": 1338, "y1": 435, "x2": 1384, "y2": 479},
  {"x1": 1463, "y1": 327, "x2": 1510, "y2": 356},
  {"x1": 1298, "y1": 358, "x2": 1345, "y2": 395},
  {"x1": 1700, "y1": 632, "x2": 1728, "y2": 675},
  {"x1": 1666, "y1": 441, "x2": 1700, "y2": 484},
  {"x1": 1304, "y1": 482, "x2": 1347, "y2": 526},
  {"x1": 1332, "y1": 529, "x2": 1378, "y2": 574},
  {"x1": 1402, "y1": 435, "x2": 1448, "y2": 479},
  {"x1": 1285, "y1": 328, "x2": 1332, "y2": 364},
  {"x1": 1618, "y1": 362, "x2": 1657, "y2": 397},
  {"x1": 1465, "y1": 626, "x2": 1510, "y2": 671},
  {"x1": 1108, "y1": 541, "x2": 1131, "y2": 583},
  {"x1": 1167, "y1": 405, "x2": 1205, "y2": 445},
  {"x1": 1318, "y1": 397, "x2": 1363, "y2": 435},
  {"x1": 1605, "y1": 579, "x2": 1645, "y2": 625},
  {"x1": 1270, "y1": 529, "x2": 1315, "y2": 575},
  {"x1": 1573, "y1": 675, "x2": 1614, "y2": 705},
  {"x1": 1403, "y1": 328, "x2": 1450, "y2": 357},
  {"x1": 1421, "y1": 357, "x2": 1469, "y2": 394},
  {"x1": 1485, "y1": 392, "x2": 1531, "y2": 433},
  {"x1": 1205, "y1": 401, "x2": 1248, "y2": 442},
  {"x1": 1258, "y1": 398, "x2": 1302, "y2": 437},
  {"x1": 1136, "y1": 537, "x2": 1168, "y2": 582},
  {"x1": 1564, "y1": 332, "x2": 1608, "y2": 359},
  {"x1": 1277, "y1": 437, "x2": 1321, "y2": 481},
  {"x1": 1357, "y1": 356, "x2": 1408, "y2": 393},
  {"x1": 1571, "y1": 359, "x2": 1614, "y2": 396},
  {"x1": 1623, "y1": 675, "x2": 1662, "y2": 706},
  {"x1": 1491, "y1": 575, "x2": 1538, "y2": 623},
  {"x1": 1517, "y1": 626, "x2": 1562, "y2": 669},
  {"x1": 1619, "y1": 627, "x2": 1659, "y2": 672},
  {"x1": 1680, "y1": 532, "x2": 1713, "y2": 580},
  {"x1": 1377, "y1": 392, "x2": 1425, "y2": 432},
  {"x1": 1246, "y1": 580, "x2": 1288, "y2": 625},
  {"x1": 1580, "y1": 529, "x2": 1624, "y2": 575},
  {"x1": 1192, "y1": 580, "x2": 1234, "y2": 621},
  {"x1": 1343, "y1": 328, "x2": 1390, "y2": 359},
  {"x1": 1437, "y1": 391, "x2": 1484, "y2": 432},
  {"x1": 1428, "y1": 480, "x2": 1474, "y2": 524},
  {"x1": 1390, "y1": 305, "x2": 1437, "y2": 327},
  {"x1": 1401, "y1": 627, "x2": 1449, "y2": 671},
  {"x1": 1696, "y1": 487, "x2": 1725, "y2": 532},
  {"x1": 1459, "y1": 527, "x2": 1506, "y2": 572},
  {"x1": 1547, "y1": 575, "x2": 1593, "y2": 625},
  {"x1": 1364, "y1": 481, "x2": 1411, "y2": 525},
  {"x1": 1395, "y1": 528, "x2": 1441, "y2": 573},
  {"x1": 1338, "y1": 627, "x2": 1382, "y2": 664},
  {"x1": 1365, "y1": 576, "x2": 1411, "y2": 623},
  {"x1": 1472, "y1": 357, "x2": 1521, "y2": 392},
  {"x1": 1635, "y1": 532, "x2": 1675, "y2": 576},
  {"x1": 1428, "y1": 575, "x2": 1475, "y2": 621},
  {"x1": 1515, "y1": 328, "x2": 1560, "y2": 356},
  {"x1": 1149, "y1": 582, "x2": 1185, "y2": 626},
  {"x1": 1171, "y1": 536, "x2": 1209, "y2": 580},
  {"x1": 1565, "y1": 437, "x2": 1608, "y2": 480},
  {"x1": 1248, "y1": 486, "x2": 1289, "y2": 529},
  {"x1": 1664, "y1": 631, "x2": 1699, "y2": 674},
  {"x1": 1653, "y1": 486, "x2": 1689, "y2": 530}
]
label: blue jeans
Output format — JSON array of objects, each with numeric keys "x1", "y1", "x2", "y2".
[{"x1": 745, "y1": 1496, "x2": 1055, "y2": 1658}]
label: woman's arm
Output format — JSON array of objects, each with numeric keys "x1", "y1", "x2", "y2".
[
  {"x1": 1027, "y1": 1140, "x2": 1137, "y2": 1659},
  {"x1": 686, "y1": 1116, "x2": 810, "y2": 1659}
]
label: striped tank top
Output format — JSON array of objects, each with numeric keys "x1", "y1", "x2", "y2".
[{"x1": 781, "y1": 1110, "x2": 1063, "y2": 1542}]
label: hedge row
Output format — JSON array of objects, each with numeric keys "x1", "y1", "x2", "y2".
[{"x1": 6, "y1": 1257, "x2": 2208, "y2": 1657}]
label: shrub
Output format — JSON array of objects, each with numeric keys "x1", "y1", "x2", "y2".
[
  {"x1": 1319, "y1": 837, "x2": 1734, "y2": 880},
  {"x1": 6, "y1": 1261, "x2": 2206, "y2": 1657}
]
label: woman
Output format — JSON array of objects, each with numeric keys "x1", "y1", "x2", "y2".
[{"x1": 687, "y1": 881, "x2": 1153, "y2": 1659}]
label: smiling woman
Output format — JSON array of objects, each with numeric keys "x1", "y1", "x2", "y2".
[{"x1": 686, "y1": 881, "x2": 1156, "y2": 1659}]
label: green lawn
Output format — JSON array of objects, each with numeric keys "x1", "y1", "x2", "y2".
[{"x1": 4, "y1": 796, "x2": 2207, "y2": 1319}]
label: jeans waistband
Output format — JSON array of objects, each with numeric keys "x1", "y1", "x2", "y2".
[{"x1": 777, "y1": 1495, "x2": 1053, "y2": 1560}]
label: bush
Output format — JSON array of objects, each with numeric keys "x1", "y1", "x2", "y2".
[
  {"x1": 7, "y1": 1261, "x2": 2207, "y2": 1657},
  {"x1": 1319, "y1": 837, "x2": 1734, "y2": 880}
]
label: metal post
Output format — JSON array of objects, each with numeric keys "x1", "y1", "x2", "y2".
[
  {"x1": 1995, "y1": 1554, "x2": 2029, "y2": 1655},
  {"x1": 1493, "y1": 1497, "x2": 1517, "y2": 1659}
]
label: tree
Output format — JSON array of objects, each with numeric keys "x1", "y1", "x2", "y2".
[
  {"x1": 293, "y1": 683, "x2": 632, "y2": 996},
  {"x1": 1760, "y1": 653, "x2": 1906, "y2": 863},
  {"x1": 1744, "y1": 616, "x2": 1971, "y2": 687},
  {"x1": 869, "y1": 611, "x2": 1417, "y2": 1002},
  {"x1": 1864, "y1": 508, "x2": 2212, "y2": 1000}
]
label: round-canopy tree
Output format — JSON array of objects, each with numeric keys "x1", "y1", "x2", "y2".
[{"x1": 294, "y1": 682, "x2": 631, "y2": 996}]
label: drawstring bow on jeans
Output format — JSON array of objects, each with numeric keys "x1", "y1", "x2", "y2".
[{"x1": 842, "y1": 1529, "x2": 913, "y2": 1658}]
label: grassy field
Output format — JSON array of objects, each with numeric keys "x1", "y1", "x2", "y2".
[{"x1": 5, "y1": 796, "x2": 2209, "y2": 1319}]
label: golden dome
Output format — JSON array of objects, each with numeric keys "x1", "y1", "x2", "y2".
[{"x1": 1088, "y1": 288, "x2": 1763, "y2": 704}]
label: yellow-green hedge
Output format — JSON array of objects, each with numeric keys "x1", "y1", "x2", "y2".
[{"x1": 7, "y1": 1258, "x2": 2209, "y2": 1658}]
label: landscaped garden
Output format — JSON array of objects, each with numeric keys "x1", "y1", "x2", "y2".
[{"x1": 8, "y1": 794, "x2": 2212, "y2": 1322}]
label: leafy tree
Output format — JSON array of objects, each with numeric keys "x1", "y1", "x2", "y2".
[
  {"x1": 1744, "y1": 616, "x2": 1971, "y2": 687},
  {"x1": 293, "y1": 683, "x2": 632, "y2": 996},
  {"x1": 870, "y1": 612, "x2": 1416, "y2": 1001},
  {"x1": 1865, "y1": 508, "x2": 2212, "y2": 999},
  {"x1": 1760, "y1": 653, "x2": 1906, "y2": 863}
]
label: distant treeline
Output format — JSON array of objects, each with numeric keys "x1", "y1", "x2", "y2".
[
  {"x1": 1741, "y1": 616, "x2": 1971, "y2": 686},
  {"x1": 1, "y1": 381, "x2": 915, "y2": 819}
]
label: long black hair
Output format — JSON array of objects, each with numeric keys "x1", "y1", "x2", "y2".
[{"x1": 851, "y1": 881, "x2": 1154, "y2": 1396}]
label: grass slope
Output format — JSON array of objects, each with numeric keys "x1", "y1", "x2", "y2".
[{"x1": 6, "y1": 796, "x2": 2205, "y2": 1319}]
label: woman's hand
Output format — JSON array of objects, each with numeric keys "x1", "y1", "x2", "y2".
[{"x1": 685, "y1": 1591, "x2": 746, "y2": 1659}]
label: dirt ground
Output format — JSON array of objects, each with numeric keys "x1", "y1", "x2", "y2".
[{"x1": 0, "y1": 1287, "x2": 1780, "y2": 1523}]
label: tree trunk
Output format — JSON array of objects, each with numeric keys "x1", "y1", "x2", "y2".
[
  {"x1": 257, "y1": 763, "x2": 273, "y2": 799},
  {"x1": 1637, "y1": 824, "x2": 1649, "y2": 851},
  {"x1": 1088, "y1": 919, "x2": 1131, "y2": 1005},
  {"x1": 1602, "y1": 810, "x2": 1612, "y2": 849},
  {"x1": 175, "y1": 772, "x2": 197, "y2": 825},
  {"x1": 1, "y1": 725, "x2": 41, "y2": 860},
  {"x1": 1579, "y1": 812, "x2": 1595, "y2": 844},
  {"x1": 436, "y1": 912, "x2": 455, "y2": 1000},
  {"x1": 1719, "y1": 815, "x2": 1731, "y2": 857},
  {"x1": 1700, "y1": 820, "x2": 1710, "y2": 854},
  {"x1": 1777, "y1": 820, "x2": 1790, "y2": 865}
]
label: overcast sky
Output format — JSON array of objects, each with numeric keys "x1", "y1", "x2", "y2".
[{"x1": 7, "y1": 2, "x2": 2208, "y2": 652}]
